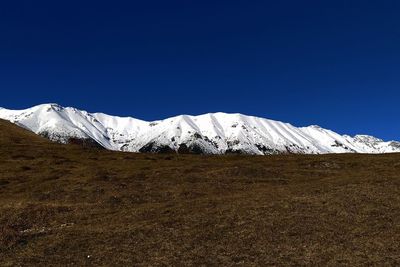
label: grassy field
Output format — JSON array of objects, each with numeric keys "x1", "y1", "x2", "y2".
[{"x1": 1, "y1": 119, "x2": 400, "y2": 266}]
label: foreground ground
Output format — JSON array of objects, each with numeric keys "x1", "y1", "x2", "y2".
[{"x1": 1, "y1": 119, "x2": 400, "y2": 266}]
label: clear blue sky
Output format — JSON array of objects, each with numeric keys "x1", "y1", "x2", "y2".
[{"x1": 1, "y1": 1, "x2": 399, "y2": 140}]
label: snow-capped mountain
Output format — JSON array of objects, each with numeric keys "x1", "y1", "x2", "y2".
[{"x1": 0, "y1": 103, "x2": 399, "y2": 155}]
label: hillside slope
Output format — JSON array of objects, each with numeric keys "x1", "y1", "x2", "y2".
[
  {"x1": 1, "y1": 118, "x2": 400, "y2": 265},
  {"x1": 0, "y1": 118, "x2": 50, "y2": 146}
]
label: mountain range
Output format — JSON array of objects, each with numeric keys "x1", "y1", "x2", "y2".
[{"x1": 0, "y1": 103, "x2": 399, "y2": 155}]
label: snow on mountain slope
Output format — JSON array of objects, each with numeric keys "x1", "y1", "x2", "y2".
[{"x1": 0, "y1": 104, "x2": 399, "y2": 155}]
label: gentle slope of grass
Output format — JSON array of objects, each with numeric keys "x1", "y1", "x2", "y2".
[{"x1": 1, "y1": 119, "x2": 400, "y2": 266}]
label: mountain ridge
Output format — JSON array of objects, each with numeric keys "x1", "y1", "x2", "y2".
[{"x1": 0, "y1": 103, "x2": 399, "y2": 155}]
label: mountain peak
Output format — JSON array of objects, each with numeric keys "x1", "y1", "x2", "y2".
[{"x1": 353, "y1": 135, "x2": 384, "y2": 143}]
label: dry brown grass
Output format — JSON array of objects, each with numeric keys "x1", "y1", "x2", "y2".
[{"x1": 1, "y1": 119, "x2": 400, "y2": 266}]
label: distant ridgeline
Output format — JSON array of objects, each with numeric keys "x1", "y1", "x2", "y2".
[{"x1": 1, "y1": 104, "x2": 399, "y2": 155}]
